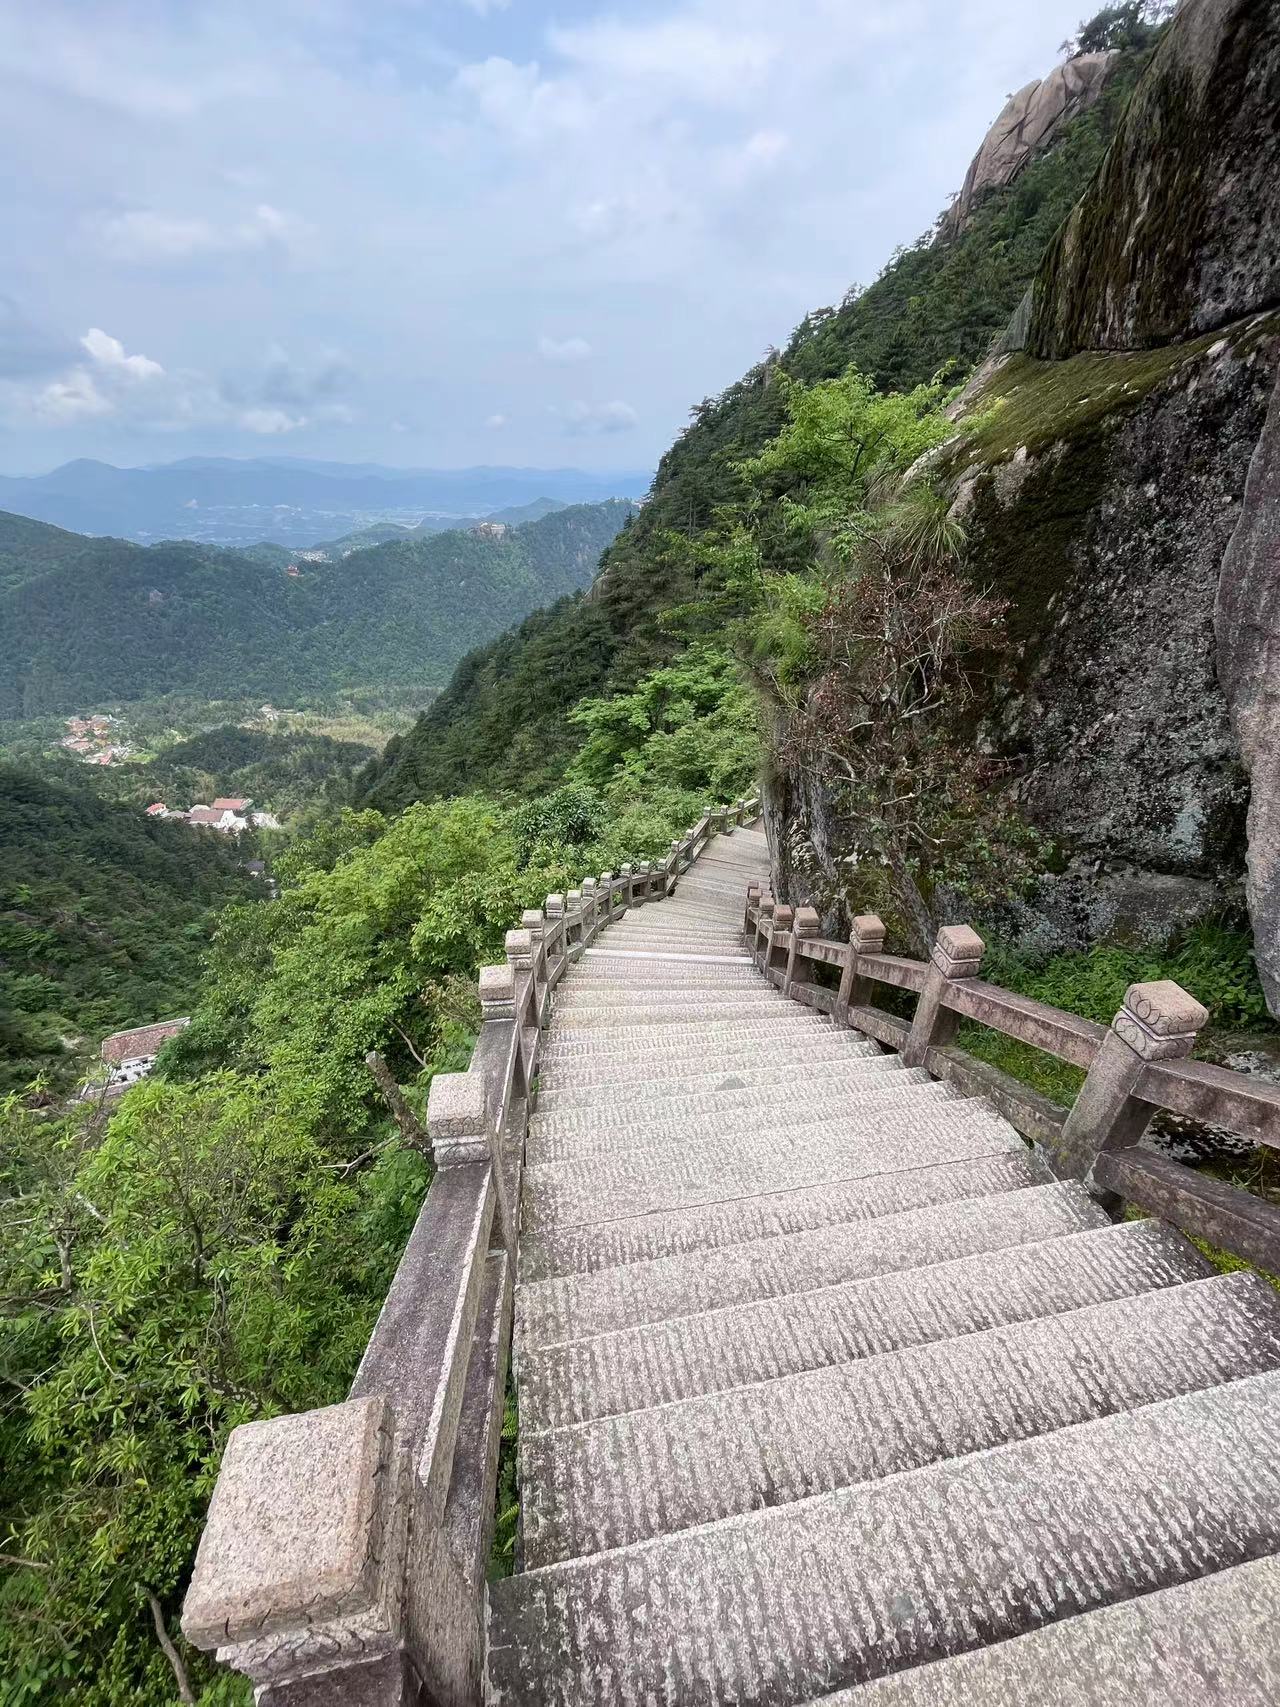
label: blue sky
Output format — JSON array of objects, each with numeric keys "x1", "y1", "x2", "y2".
[{"x1": 0, "y1": 0, "x2": 1088, "y2": 473}]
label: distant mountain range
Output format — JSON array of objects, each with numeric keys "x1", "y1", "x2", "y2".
[
  {"x1": 0, "y1": 498, "x2": 637, "y2": 719},
  {"x1": 0, "y1": 457, "x2": 651, "y2": 548}
]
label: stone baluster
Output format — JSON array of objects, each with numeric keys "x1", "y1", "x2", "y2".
[
  {"x1": 637, "y1": 860, "x2": 653, "y2": 902},
  {"x1": 564, "y1": 889, "x2": 583, "y2": 958},
  {"x1": 598, "y1": 872, "x2": 614, "y2": 926},
  {"x1": 619, "y1": 863, "x2": 635, "y2": 909},
  {"x1": 1057, "y1": 980, "x2": 1209, "y2": 1187},
  {"x1": 544, "y1": 894, "x2": 566, "y2": 976},
  {"x1": 835, "y1": 914, "x2": 886, "y2": 1025},
  {"x1": 903, "y1": 924, "x2": 985, "y2": 1068},
  {"x1": 783, "y1": 906, "x2": 820, "y2": 998}
]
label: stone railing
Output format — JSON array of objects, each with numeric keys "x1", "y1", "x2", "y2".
[
  {"x1": 745, "y1": 887, "x2": 1280, "y2": 1275},
  {"x1": 180, "y1": 798, "x2": 760, "y2": 1706}
]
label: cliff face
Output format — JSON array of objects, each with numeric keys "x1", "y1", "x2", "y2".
[
  {"x1": 772, "y1": 0, "x2": 1280, "y2": 1002},
  {"x1": 940, "y1": 52, "x2": 1116, "y2": 239}
]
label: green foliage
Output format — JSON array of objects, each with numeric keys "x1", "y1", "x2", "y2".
[
  {"x1": 0, "y1": 764, "x2": 255, "y2": 1094},
  {"x1": 0, "y1": 501, "x2": 632, "y2": 721},
  {"x1": 0, "y1": 1072, "x2": 430, "y2": 1703},
  {"x1": 568, "y1": 647, "x2": 759, "y2": 799},
  {"x1": 1063, "y1": 2, "x2": 1172, "y2": 57}
]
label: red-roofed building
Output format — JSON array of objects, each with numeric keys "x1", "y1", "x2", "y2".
[
  {"x1": 212, "y1": 797, "x2": 252, "y2": 812},
  {"x1": 145, "y1": 802, "x2": 168, "y2": 816},
  {"x1": 100, "y1": 1017, "x2": 190, "y2": 1084}
]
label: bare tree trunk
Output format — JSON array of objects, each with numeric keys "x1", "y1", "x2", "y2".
[
  {"x1": 146, "y1": 1589, "x2": 195, "y2": 1705},
  {"x1": 365, "y1": 1051, "x2": 432, "y2": 1154},
  {"x1": 884, "y1": 845, "x2": 935, "y2": 957}
]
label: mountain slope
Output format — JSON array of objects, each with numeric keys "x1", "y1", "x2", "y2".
[
  {"x1": 0, "y1": 762, "x2": 253, "y2": 1091},
  {"x1": 0, "y1": 500, "x2": 634, "y2": 719},
  {"x1": 359, "y1": 32, "x2": 1156, "y2": 813}
]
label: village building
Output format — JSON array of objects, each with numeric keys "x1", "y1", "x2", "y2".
[
  {"x1": 212, "y1": 796, "x2": 253, "y2": 813},
  {"x1": 99, "y1": 1017, "x2": 190, "y2": 1087}
]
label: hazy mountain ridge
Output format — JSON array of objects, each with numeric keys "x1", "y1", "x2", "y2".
[
  {"x1": 0, "y1": 457, "x2": 649, "y2": 547},
  {"x1": 0, "y1": 498, "x2": 636, "y2": 719}
]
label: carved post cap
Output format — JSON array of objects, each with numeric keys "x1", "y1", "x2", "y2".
[
  {"x1": 182, "y1": 1396, "x2": 406, "y2": 1681},
  {"x1": 478, "y1": 962, "x2": 516, "y2": 1020},
  {"x1": 566, "y1": 888, "x2": 582, "y2": 906},
  {"x1": 520, "y1": 908, "x2": 544, "y2": 934},
  {"x1": 505, "y1": 928, "x2": 533, "y2": 970},
  {"x1": 427, "y1": 1071, "x2": 488, "y2": 1163},
  {"x1": 758, "y1": 894, "x2": 776, "y2": 920},
  {"x1": 581, "y1": 876, "x2": 596, "y2": 894},
  {"x1": 746, "y1": 880, "x2": 762, "y2": 899},
  {"x1": 544, "y1": 893, "x2": 565, "y2": 917},
  {"x1": 1113, "y1": 980, "x2": 1209, "y2": 1061},
  {"x1": 620, "y1": 864, "x2": 633, "y2": 877},
  {"x1": 598, "y1": 871, "x2": 612, "y2": 885},
  {"x1": 773, "y1": 904, "x2": 795, "y2": 929},
  {"x1": 932, "y1": 924, "x2": 985, "y2": 979},
  {"x1": 638, "y1": 861, "x2": 652, "y2": 874},
  {"x1": 794, "y1": 906, "x2": 820, "y2": 938},
  {"x1": 851, "y1": 914, "x2": 886, "y2": 953}
]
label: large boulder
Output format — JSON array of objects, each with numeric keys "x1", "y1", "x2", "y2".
[{"x1": 940, "y1": 53, "x2": 1116, "y2": 239}]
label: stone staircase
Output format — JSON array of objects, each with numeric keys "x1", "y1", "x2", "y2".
[{"x1": 487, "y1": 825, "x2": 1280, "y2": 1703}]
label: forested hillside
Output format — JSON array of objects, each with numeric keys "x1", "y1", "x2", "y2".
[
  {"x1": 359, "y1": 30, "x2": 1156, "y2": 812},
  {"x1": 0, "y1": 499, "x2": 633, "y2": 719},
  {"x1": 0, "y1": 764, "x2": 254, "y2": 1093}
]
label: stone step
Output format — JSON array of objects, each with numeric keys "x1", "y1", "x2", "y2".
[
  {"x1": 541, "y1": 1013, "x2": 840, "y2": 1056},
  {"x1": 488, "y1": 1370, "x2": 1280, "y2": 1706},
  {"x1": 527, "y1": 1076, "x2": 956, "y2": 1164},
  {"x1": 518, "y1": 1150, "x2": 1051, "y2": 1284},
  {"x1": 553, "y1": 985, "x2": 783, "y2": 1009},
  {"x1": 518, "y1": 1219, "x2": 1207, "y2": 1432},
  {"x1": 521, "y1": 1102, "x2": 1020, "y2": 1232},
  {"x1": 566, "y1": 964, "x2": 764, "y2": 986},
  {"x1": 547, "y1": 1000, "x2": 809, "y2": 1029},
  {"x1": 817, "y1": 1553, "x2": 1280, "y2": 1706},
  {"x1": 531, "y1": 1045, "x2": 887, "y2": 1110},
  {"x1": 530, "y1": 1054, "x2": 923, "y2": 1128},
  {"x1": 521, "y1": 1272, "x2": 1280, "y2": 1566},
  {"x1": 534, "y1": 1034, "x2": 875, "y2": 1091},
  {"x1": 517, "y1": 1180, "x2": 1103, "y2": 1351}
]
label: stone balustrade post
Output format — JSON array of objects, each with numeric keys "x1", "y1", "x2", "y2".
[
  {"x1": 744, "y1": 879, "x2": 762, "y2": 932},
  {"x1": 1057, "y1": 980, "x2": 1209, "y2": 1187},
  {"x1": 598, "y1": 872, "x2": 614, "y2": 925},
  {"x1": 767, "y1": 903, "x2": 794, "y2": 980},
  {"x1": 564, "y1": 890, "x2": 583, "y2": 957},
  {"x1": 182, "y1": 1395, "x2": 416, "y2": 1704},
  {"x1": 783, "y1": 906, "x2": 820, "y2": 998},
  {"x1": 903, "y1": 925, "x2": 985, "y2": 1068},
  {"x1": 429, "y1": 1058, "x2": 515, "y2": 1254},
  {"x1": 620, "y1": 864, "x2": 635, "y2": 909},
  {"x1": 544, "y1": 894, "x2": 565, "y2": 972},
  {"x1": 580, "y1": 877, "x2": 598, "y2": 942},
  {"x1": 638, "y1": 860, "x2": 654, "y2": 902},
  {"x1": 755, "y1": 894, "x2": 775, "y2": 969},
  {"x1": 836, "y1": 914, "x2": 886, "y2": 1024}
]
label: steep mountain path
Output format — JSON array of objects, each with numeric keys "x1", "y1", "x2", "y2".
[{"x1": 487, "y1": 826, "x2": 1280, "y2": 1703}]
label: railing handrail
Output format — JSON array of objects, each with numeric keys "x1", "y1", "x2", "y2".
[
  {"x1": 181, "y1": 796, "x2": 761, "y2": 1703},
  {"x1": 744, "y1": 887, "x2": 1280, "y2": 1279}
]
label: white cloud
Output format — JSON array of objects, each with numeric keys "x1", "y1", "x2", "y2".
[
  {"x1": 548, "y1": 16, "x2": 779, "y2": 106},
  {"x1": 563, "y1": 398, "x2": 638, "y2": 436},
  {"x1": 81, "y1": 327, "x2": 164, "y2": 380},
  {"x1": 462, "y1": 0, "x2": 510, "y2": 13},
  {"x1": 97, "y1": 203, "x2": 301, "y2": 262},
  {"x1": 240, "y1": 406, "x2": 305, "y2": 434},
  {"x1": 35, "y1": 368, "x2": 112, "y2": 422},
  {"x1": 454, "y1": 56, "x2": 592, "y2": 141},
  {"x1": 538, "y1": 334, "x2": 591, "y2": 363},
  {"x1": 485, "y1": 412, "x2": 508, "y2": 429}
]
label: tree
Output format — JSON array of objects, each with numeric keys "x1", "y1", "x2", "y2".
[
  {"x1": 780, "y1": 494, "x2": 1040, "y2": 951},
  {"x1": 1062, "y1": 3, "x2": 1172, "y2": 58}
]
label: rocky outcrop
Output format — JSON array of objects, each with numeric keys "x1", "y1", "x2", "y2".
[
  {"x1": 939, "y1": 53, "x2": 1115, "y2": 239},
  {"x1": 1217, "y1": 366, "x2": 1280, "y2": 1014},
  {"x1": 1029, "y1": 0, "x2": 1280, "y2": 355}
]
